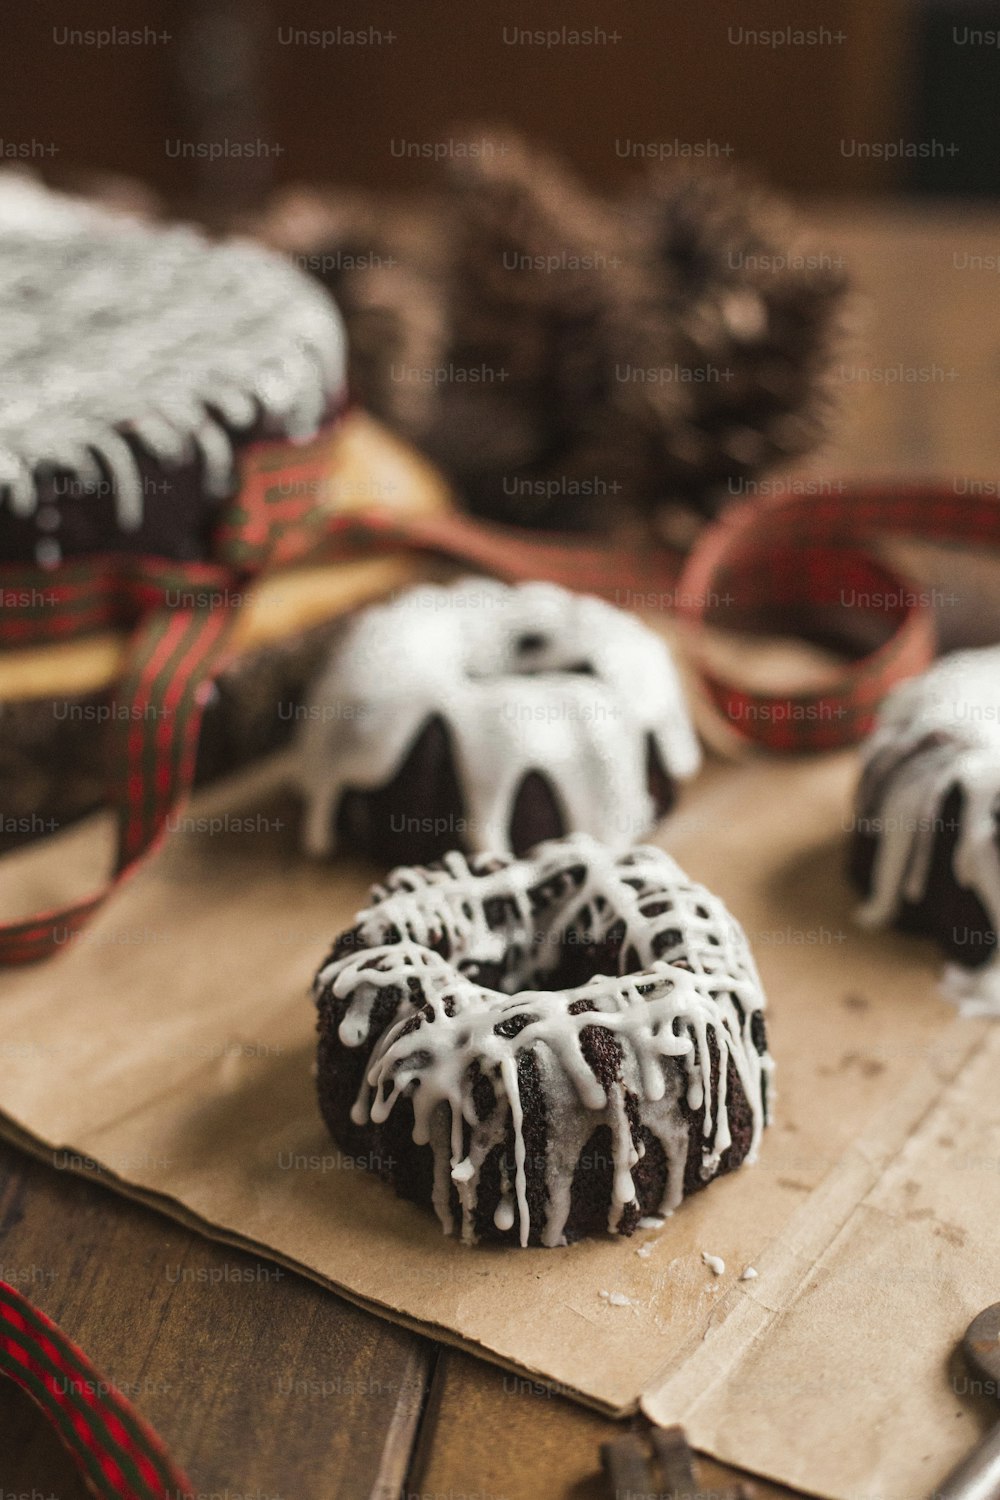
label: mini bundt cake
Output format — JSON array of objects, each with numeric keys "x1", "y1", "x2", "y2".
[
  {"x1": 849, "y1": 648, "x2": 1000, "y2": 1012},
  {"x1": 313, "y1": 835, "x2": 772, "y2": 1247},
  {"x1": 294, "y1": 578, "x2": 701, "y2": 864},
  {"x1": 0, "y1": 174, "x2": 346, "y2": 565}
]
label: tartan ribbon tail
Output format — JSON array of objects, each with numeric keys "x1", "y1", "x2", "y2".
[
  {"x1": 0, "y1": 1279, "x2": 191, "y2": 1499},
  {"x1": 0, "y1": 598, "x2": 235, "y2": 967}
]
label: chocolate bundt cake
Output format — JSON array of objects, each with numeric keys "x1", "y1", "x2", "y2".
[
  {"x1": 0, "y1": 174, "x2": 346, "y2": 564},
  {"x1": 294, "y1": 578, "x2": 701, "y2": 864},
  {"x1": 313, "y1": 835, "x2": 772, "y2": 1247},
  {"x1": 849, "y1": 649, "x2": 1000, "y2": 1012}
]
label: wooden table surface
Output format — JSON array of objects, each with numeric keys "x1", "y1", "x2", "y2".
[{"x1": 4, "y1": 204, "x2": 1000, "y2": 1498}]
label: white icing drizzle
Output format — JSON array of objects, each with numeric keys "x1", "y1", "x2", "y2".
[
  {"x1": 0, "y1": 174, "x2": 346, "y2": 536},
  {"x1": 855, "y1": 649, "x2": 1000, "y2": 1013},
  {"x1": 295, "y1": 577, "x2": 702, "y2": 857},
  {"x1": 314, "y1": 835, "x2": 772, "y2": 1247}
]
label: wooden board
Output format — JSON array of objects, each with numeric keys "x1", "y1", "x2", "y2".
[{"x1": 0, "y1": 1140, "x2": 790, "y2": 1499}]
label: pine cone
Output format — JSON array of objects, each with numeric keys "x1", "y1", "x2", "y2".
[
  {"x1": 418, "y1": 131, "x2": 651, "y2": 529},
  {"x1": 615, "y1": 166, "x2": 846, "y2": 517},
  {"x1": 253, "y1": 135, "x2": 847, "y2": 532},
  {"x1": 426, "y1": 132, "x2": 846, "y2": 527}
]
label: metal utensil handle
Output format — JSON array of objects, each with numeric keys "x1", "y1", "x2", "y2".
[{"x1": 935, "y1": 1421, "x2": 1000, "y2": 1500}]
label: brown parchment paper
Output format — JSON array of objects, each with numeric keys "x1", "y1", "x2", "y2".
[{"x1": 0, "y1": 740, "x2": 997, "y2": 1500}]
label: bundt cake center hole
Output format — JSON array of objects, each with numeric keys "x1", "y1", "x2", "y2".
[
  {"x1": 459, "y1": 883, "x2": 627, "y2": 994},
  {"x1": 504, "y1": 632, "x2": 596, "y2": 677},
  {"x1": 531, "y1": 918, "x2": 626, "y2": 989},
  {"x1": 515, "y1": 632, "x2": 547, "y2": 655},
  {"x1": 464, "y1": 632, "x2": 597, "y2": 682}
]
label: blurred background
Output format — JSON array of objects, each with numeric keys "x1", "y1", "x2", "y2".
[{"x1": 2, "y1": 0, "x2": 999, "y2": 217}]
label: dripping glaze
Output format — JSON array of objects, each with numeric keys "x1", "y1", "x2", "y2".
[
  {"x1": 314, "y1": 836, "x2": 772, "y2": 1247},
  {"x1": 855, "y1": 648, "x2": 1000, "y2": 1014},
  {"x1": 295, "y1": 577, "x2": 702, "y2": 858}
]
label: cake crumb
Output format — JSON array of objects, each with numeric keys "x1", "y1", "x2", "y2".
[
  {"x1": 701, "y1": 1251, "x2": 726, "y2": 1276},
  {"x1": 599, "y1": 1289, "x2": 632, "y2": 1307},
  {"x1": 740, "y1": 1265, "x2": 758, "y2": 1281},
  {"x1": 635, "y1": 1243, "x2": 653, "y2": 1259},
  {"x1": 638, "y1": 1215, "x2": 666, "y2": 1230}
]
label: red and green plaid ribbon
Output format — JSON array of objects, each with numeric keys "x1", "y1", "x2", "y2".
[
  {"x1": 0, "y1": 1278, "x2": 190, "y2": 1498},
  {"x1": 0, "y1": 562, "x2": 238, "y2": 965}
]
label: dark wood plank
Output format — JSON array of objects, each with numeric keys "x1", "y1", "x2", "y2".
[
  {"x1": 0, "y1": 1133, "x2": 805, "y2": 1499},
  {"x1": 0, "y1": 1140, "x2": 432, "y2": 1497},
  {"x1": 408, "y1": 1346, "x2": 801, "y2": 1500},
  {"x1": 6, "y1": 0, "x2": 906, "y2": 205}
]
